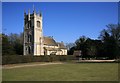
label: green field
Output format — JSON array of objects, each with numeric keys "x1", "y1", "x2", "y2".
[{"x1": 2, "y1": 62, "x2": 118, "y2": 81}]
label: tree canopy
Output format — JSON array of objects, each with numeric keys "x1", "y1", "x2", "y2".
[
  {"x1": 68, "y1": 24, "x2": 120, "y2": 59},
  {"x1": 2, "y1": 33, "x2": 23, "y2": 56}
]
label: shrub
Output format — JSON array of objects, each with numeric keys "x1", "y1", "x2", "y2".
[{"x1": 2, "y1": 55, "x2": 76, "y2": 65}]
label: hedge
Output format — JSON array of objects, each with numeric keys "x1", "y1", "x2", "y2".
[{"x1": 2, "y1": 55, "x2": 76, "y2": 65}]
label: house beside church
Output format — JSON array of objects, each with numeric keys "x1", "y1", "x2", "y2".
[{"x1": 23, "y1": 8, "x2": 67, "y2": 56}]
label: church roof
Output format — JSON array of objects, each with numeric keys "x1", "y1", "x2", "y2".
[
  {"x1": 43, "y1": 36, "x2": 67, "y2": 49},
  {"x1": 57, "y1": 42, "x2": 67, "y2": 49},
  {"x1": 43, "y1": 36, "x2": 58, "y2": 46}
]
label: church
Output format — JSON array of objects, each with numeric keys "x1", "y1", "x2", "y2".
[{"x1": 23, "y1": 8, "x2": 67, "y2": 56}]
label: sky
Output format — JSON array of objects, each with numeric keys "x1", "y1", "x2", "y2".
[{"x1": 2, "y1": 2, "x2": 118, "y2": 43}]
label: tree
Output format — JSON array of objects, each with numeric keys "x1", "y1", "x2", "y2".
[
  {"x1": 93, "y1": 40, "x2": 104, "y2": 58},
  {"x1": 2, "y1": 34, "x2": 15, "y2": 55},
  {"x1": 75, "y1": 36, "x2": 87, "y2": 50},
  {"x1": 85, "y1": 39, "x2": 97, "y2": 58},
  {"x1": 68, "y1": 46, "x2": 76, "y2": 55},
  {"x1": 74, "y1": 36, "x2": 98, "y2": 59},
  {"x1": 2, "y1": 33, "x2": 23, "y2": 55},
  {"x1": 66, "y1": 43, "x2": 75, "y2": 50},
  {"x1": 66, "y1": 43, "x2": 76, "y2": 55},
  {"x1": 8, "y1": 33, "x2": 23, "y2": 55},
  {"x1": 99, "y1": 24, "x2": 120, "y2": 59},
  {"x1": 75, "y1": 36, "x2": 88, "y2": 57}
]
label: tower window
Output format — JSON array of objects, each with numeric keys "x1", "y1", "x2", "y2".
[
  {"x1": 29, "y1": 20, "x2": 33, "y2": 27},
  {"x1": 28, "y1": 21, "x2": 30, "y2": 28},
  {"x1": 37, "y1": 21, "x2": 40, "y2": 27},
  {"x1": 27, "y1": 35, "x2": 32, "y2": 42},
  {"x1": 29, "y1": 35, "x2": 32, "y2": 42}
]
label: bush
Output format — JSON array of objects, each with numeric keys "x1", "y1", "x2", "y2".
[
  {"x1": 2, "y1": 55, "x2": 22, "y2": 64},
  {"x1": 2, "y1": 55, "x2": 76, "y2": 65}
]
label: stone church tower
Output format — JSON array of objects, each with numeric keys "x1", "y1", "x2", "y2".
[{"x1": 23, "y1": 9, "x2": 44, "y2": 55}]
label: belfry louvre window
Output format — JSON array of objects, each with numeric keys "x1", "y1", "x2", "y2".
[{"x1": 37, "y1": 21, "x2": 40, "y2": 27}]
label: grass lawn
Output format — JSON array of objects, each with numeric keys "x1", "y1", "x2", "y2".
[{"x1": 2, "y1": 62, "x2": 118, "y2": 81}]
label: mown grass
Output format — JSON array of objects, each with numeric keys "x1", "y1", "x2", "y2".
[{"x1": 2, "y1": 63, "x2": 118, "y2": 81}]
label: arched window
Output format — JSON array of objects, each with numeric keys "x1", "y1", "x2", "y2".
[{"x1": 37, "y1": 21, "x2": 40, "y2": 27}]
